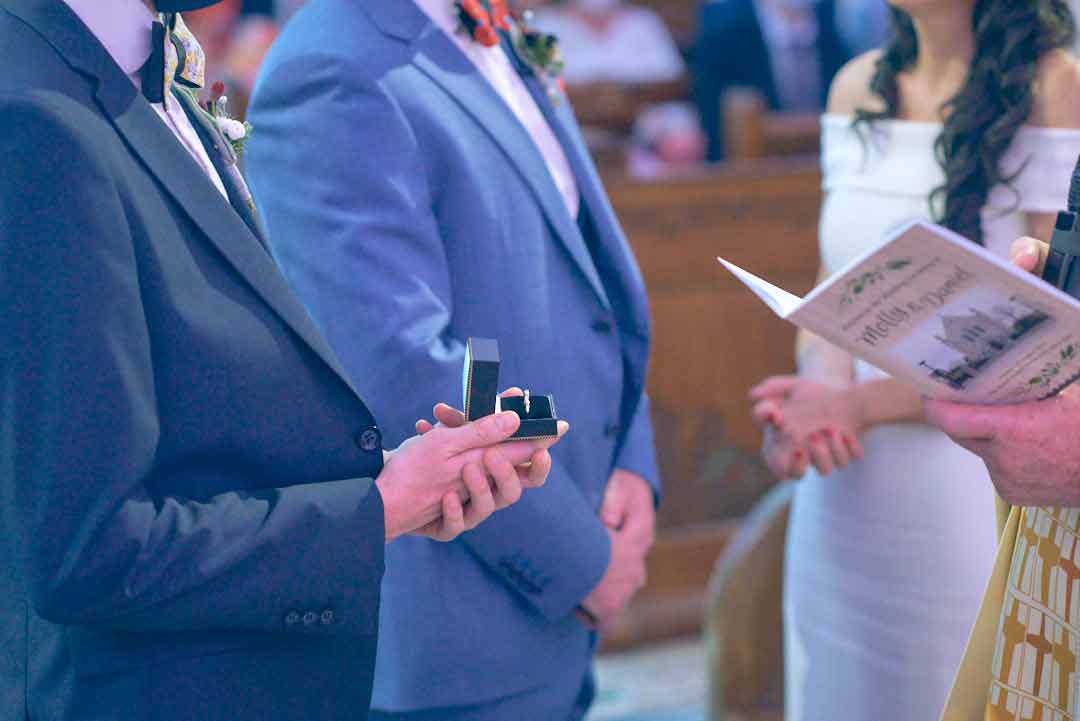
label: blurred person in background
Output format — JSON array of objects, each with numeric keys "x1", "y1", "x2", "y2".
[
  {"x1": 531, "y1": 0, "x2": 706, "y2": 171},
  {"x1": 693, "y1": 0, "x2": 851, "y2": 161},
  {"x1": 185, "y1": 0, "x2": 278, "y2": 115},
  {"x1": 748, "y1": 2, "x2": 1080, "y2": 721},
  {"x1": 530, "y1": 0, "x2": 685, "y2": 85},
  {"x1": 834, "y1": 0, "x2": 889, "y2": 54}
]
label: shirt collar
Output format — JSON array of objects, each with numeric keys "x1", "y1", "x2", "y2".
[{"x1": 62, "y1": 0, "x2": 156, "y2": 78}]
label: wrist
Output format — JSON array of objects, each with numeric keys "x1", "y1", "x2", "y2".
[
  {"x1": 374, "y1": 475, "x2": 407, "y2": 543},
  {"x1": 841, "y1": 383, "x2": 870, "y2": 433}
]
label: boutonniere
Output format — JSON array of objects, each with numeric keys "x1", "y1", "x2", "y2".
[
  {"x1": 205, "y1": 81, "x2": 253, "y2": 158},
  {"x1": 453, "y1": 0, "x2": 510, "y2": 47},
  {"x1": 509, "y1": 11, "x2": 566, "y2": 103}
]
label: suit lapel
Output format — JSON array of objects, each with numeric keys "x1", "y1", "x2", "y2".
[
  {"x1": 504, "y1": 43, "x2": 652, "y2": 334},
  {"x1": 175, "y1": 90, "x2": 267, "y2": 247},
  {"x1": 7, "y1": 0, "x2": 359, "y2": 395},
  {"x1": 407, "y1": 23, "x2": 611, "y2": 310}
]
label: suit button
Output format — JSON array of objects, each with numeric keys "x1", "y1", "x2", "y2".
[
  {"x1": 320, "y1": 609, "x2": 335, "y2": 625},
  {"x1": 284, "y1": 610, "x2": 301, "y2": 626},
  {"x1": 604, "y1": 423, "x2": 622, "y2": 438},
  {"x1": 355, "y1": 427, "x2": 382, "y2": 452},
  {"x1": 592, "y1": 319, "x2": 613, "y2": 334},
  {"x1": 302, "y1": 611, "x2": 319, "y2": 626}
]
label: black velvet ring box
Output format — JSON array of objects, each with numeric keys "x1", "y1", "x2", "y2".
[{"x1": 463, "y1": 337, "x2": 560, "y2": 441}]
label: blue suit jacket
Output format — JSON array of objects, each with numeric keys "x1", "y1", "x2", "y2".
[
  {"x1": 246, "y1": 0, "x2": 660, "y2": 709},
  {"x1": 1, "y1": 1, "x2": 388, "y2": 719}
]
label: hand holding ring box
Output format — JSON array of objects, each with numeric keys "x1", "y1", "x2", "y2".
[{"x1": 463, "y1": 337, "x2": 560, "y2": 441}]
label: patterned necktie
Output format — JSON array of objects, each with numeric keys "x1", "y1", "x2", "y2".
[
  {"x1": 985, "y1": 507, "x2": 1079, "y2": 720},
  {"x1": 141, "y1": 13, "x2": 205, "y2": 107}
]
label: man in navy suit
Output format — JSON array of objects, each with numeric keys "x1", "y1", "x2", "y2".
[
  {"x1": 0, "y1": 1, "x2": 560, "y2": 719},
  {"x1": 694, "y1": 0, "x2": 851, "y2": 161},
  {"x1": 246, "y1": 0, "x2": 661, "y2": 718}
]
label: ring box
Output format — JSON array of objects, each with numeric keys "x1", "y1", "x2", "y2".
[{"x1": 463, "y1": 337, "x2": 560, "y2": 441}]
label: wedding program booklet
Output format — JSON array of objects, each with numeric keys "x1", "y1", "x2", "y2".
[{"x1": 719, "y1": 220, "x2": 1080, "y2": 404}]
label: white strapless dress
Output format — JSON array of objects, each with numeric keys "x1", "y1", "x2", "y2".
[{"x1": 784, "y1": 115, "x2": 1080, "y2": 721}]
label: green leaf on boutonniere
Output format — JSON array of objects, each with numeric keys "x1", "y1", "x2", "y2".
[{"x1": 514, "y1": 29, "x2": 564, "y2": 79}]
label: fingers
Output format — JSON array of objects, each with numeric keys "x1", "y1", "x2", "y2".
[
  {"x1": 923, "y1": 399, "x2": 999, "y2": 440},
  {"x1": 461, "y1": 461, "x2": 497, "y2": 527},
  {"x1": 787, "y1": 447, "x2": 809, "y2": 477},
  {"x1": 600, "y1": 480, "x2": 629, "y2": 529},
  {"x1": 446, "y1": 410, "x2": 521, "y2": 453},
  {"x1": 842, "y1": 432, "x2": 865, "y2": 462},
  {"x1": 524, "y1": 448, "x2": 551, "y2": 489},
  {"x1": 432, "y1": 491, "x2": 466, "y2": 542},
  {"x1": 806, "y1": 433, "x2": 834, "y2": 476},
  {"x1": 416, "y1": 419, "x2": 435, "y2": 435},
  {"x1": 432, "y1": 403, "x2": 467, "y2": 429},
  {"x1": 1010, "y1": 236, "x2": 1048, "y2": 276},
  {"x1": 820, "y1": 429, "x2": 852, "y2": 469},
  {"x1": 751, "y1": 398, "x2": 783, "y2": 427},
  {"x1": 499, "y1": 387, "x2": 524, "y2": 397},
  {"x1": 749, "y1": 375, "x2": 800, "y2": 401},
  {"x1": 482, "y1": 447, "x2": 524, "y2": 510}
]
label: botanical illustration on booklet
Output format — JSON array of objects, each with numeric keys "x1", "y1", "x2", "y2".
[{"x1": 719, "y1": 220, "x2": 1080, "y2": 404}]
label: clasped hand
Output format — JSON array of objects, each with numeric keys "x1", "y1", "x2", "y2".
[
  {"x1": 579, "y1": 468, "x2": 656, "y2": 632},
  {"x1": 750, "y1": 376, "x2": 866, "y2": 479},
  {"x1": 377, "y1": 389, "x2": 568, "y2": 543}
]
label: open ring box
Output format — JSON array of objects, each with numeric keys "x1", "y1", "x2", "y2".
[{"x1": 463, "y1": 337, "x2": 560, "y2": 441}]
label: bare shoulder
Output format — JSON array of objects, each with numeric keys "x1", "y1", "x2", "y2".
[
  {"x1": 1030, "y1": 49, "x2": 1080, "y2": 129},
  {"x1": 826, "y1": 50, "x2": 886, "y2": 117}
]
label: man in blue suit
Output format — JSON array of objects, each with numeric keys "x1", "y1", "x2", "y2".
[{"x1": 246, "y1": 0, "x2": 661, "y2": 718}]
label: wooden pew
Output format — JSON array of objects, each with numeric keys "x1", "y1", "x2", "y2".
[
  {"x1": 723, "y1": 88, "x2": 821, "y2": 161},
  {"x1": 599, "y1": 157, "x2": 822, "y2": 651}
]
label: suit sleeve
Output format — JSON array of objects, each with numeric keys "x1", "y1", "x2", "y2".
[
  {"x1": 246, "y1": 53, "x2": 612, "y2": 620},
  {"x1": 0, "y1": 95, "x2": 385, "y2": 635},
  {"x1": 615, "y1": 393, "x2": 662, "y2": 502}
]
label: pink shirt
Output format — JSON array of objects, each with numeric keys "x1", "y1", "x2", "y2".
[{"x1": 413, "y1": 0, "x2": 581, "y2": 219}]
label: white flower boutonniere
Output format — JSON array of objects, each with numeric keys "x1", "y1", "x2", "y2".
[{"x1": 206, "y1": 81, "x2": 252, "y2": 157}]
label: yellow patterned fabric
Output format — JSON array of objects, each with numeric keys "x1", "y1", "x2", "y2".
[{"x1": 985, "y1": 507, "x2": 1080, "y2": 721}]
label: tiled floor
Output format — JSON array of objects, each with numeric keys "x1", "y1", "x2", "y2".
[{"x1": 585, "y1": 637, "x2": 708, "y2": 721}]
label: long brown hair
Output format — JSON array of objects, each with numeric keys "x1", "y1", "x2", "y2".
[{"x1": 854, "y1": 1, "x2": 1075, "y2": 243}]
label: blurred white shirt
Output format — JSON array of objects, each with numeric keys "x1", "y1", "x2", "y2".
[
  {"x1": 752, "y1": 0, "x2": 822, "y2": 111},
  {"x1": 531, "y1": 5, "x2": 685, "y2": 85},
  {"x1": 413, "y1": 0, "x2": 579, "y2": 219}
]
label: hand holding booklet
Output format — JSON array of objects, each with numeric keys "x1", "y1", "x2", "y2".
[{"x1": 720, "y1": 220, "x2": 1080, "y2": 404}]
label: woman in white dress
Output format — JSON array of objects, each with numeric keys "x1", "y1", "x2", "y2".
[{"x1": 749, "y1": 2, "x2": 1080, "y2": 720}]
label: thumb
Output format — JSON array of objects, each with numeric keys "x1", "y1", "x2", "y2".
[
  {"x1": 600, "y1": 483, "x2": 627, "y2": 529},
  {"x1": 749, "y1": 376, "x2": 800, "y2": 401},
  {"x1": 445, "y1": 411, "x2": 521, "y2": 454},
  {"x1": 1010, "y1": 236, "x2": 1048, "y2": 276}
]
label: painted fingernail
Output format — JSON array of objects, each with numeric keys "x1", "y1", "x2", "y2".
[
  {"x1": 822, "y1": 428, "x2": 834, "y2": 439},
  {"x1": 766, "y1": 412, "x2": 777, "y2": 425},
  {"x1": 793, "y1": 449, "x2": 804, "y2": 460}
]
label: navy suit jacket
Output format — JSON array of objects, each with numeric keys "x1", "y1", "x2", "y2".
[
  {"x1": 694, "y1": 0, "x2": 851, "y2": 160},
  {"x1": 0, "y1": 2, "x2": 388, "y2": 719},
  {"x1": 246, "y1": 0, "x2": 660, "y2": 709}
]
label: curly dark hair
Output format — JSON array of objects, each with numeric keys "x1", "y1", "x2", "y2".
[{"x1": 853, "y1": 1, "x2": 1075, "y2": 244}]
